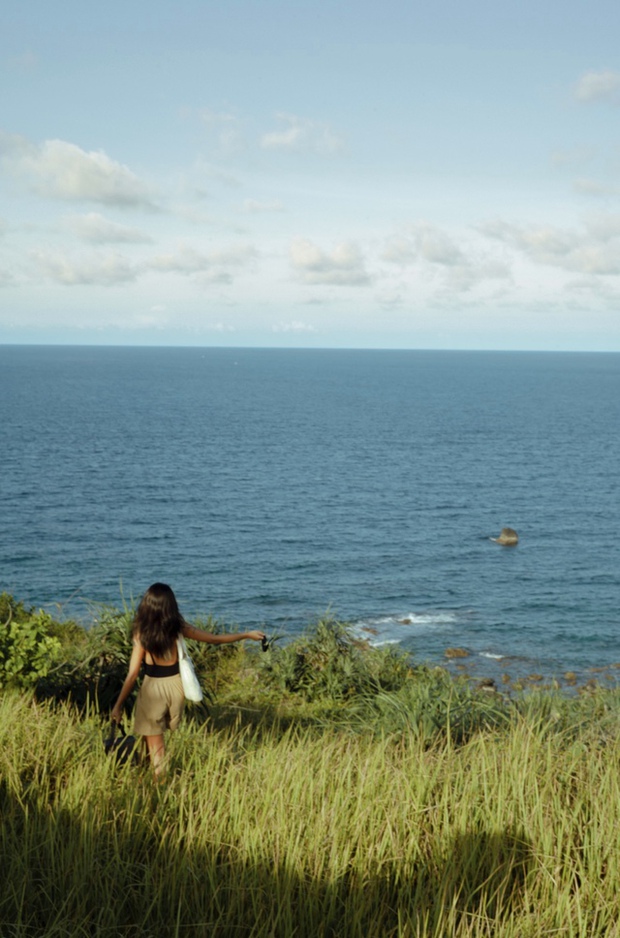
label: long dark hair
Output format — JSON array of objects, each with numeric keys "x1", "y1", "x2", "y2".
[{"x1": 132, "y1": 583, "x2": 184, "y2": 657}]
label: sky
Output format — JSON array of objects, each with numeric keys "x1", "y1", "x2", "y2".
[{"x1": 1, "y1": 0, "x2": 620, "y2": 350}]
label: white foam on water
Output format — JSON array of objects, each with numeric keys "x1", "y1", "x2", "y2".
[
  {"x1": 352, "y1": 610, "x2": 458, "y2": 647},
  {"x1": 479, "y1": 652, "x2": 505, "y2": 660},
  {"x1": 397, "y1": 612, "x2": 458, "y2": 627},
  {"x1": 358, "y1": 611, "x2": 457, "y2": 630}
]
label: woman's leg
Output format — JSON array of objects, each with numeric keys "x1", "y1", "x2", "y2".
[{"x1": 144, "y1": 734, "x2": 165, "y2": 775}]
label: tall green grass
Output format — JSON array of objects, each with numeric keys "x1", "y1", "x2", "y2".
[{"x1": 2, "y1": 686, "x2": 620, "y2": 937}]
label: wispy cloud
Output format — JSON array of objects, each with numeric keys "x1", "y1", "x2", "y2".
[
  {"x1": 149, "y1": 242, "x2": 257, "y2": 284},
  {"x1": 382, "y1": 223, "x2": 464, "y2": 267},
  {"x1": 63, "y1": 212, "x2": 153, "y2": 243},
  {"x1": 261, "y1": 114, "x2": 344, "y2": 155},
  {"x1": 551, "y1": 147, "x2": 596, "y2": 169},
  {"x1": 0, "y1": 266, "x2": 15, "y2": 287},
  {"x1": 195, "y1": 162, "x2": 243, "y2": 188},
  {"x1": 272, "y1": 320, "x2": 316, "y2": 333},
  {"x1": 574, "y1": 69, "x2": 620, "y2": 105},
  {"x1": 381, "y1": 223, "x2": 511, "y2": 295},
  {"x1": 582, "y1": 212, "x2": 620, "y2": 241},
  {"x1": 573, "y1": 178, "x2": 620, "y2": 198},
  {"x1": 197, "y1": 108, "x2": 244, "y2": 153},
  {"x1": 0, "y1": 133, "x2": 158, "y2": 209},
  {"x1": 31, "y1": 250, "x2": 139, "y2": 285},
  {"x1": 381, "y1": 236, "x2": 417, "y2": 266},
  {"x1": 242, "y1": 198, "x2": 285, "y2": 214},
  {"x1": 482, "y1": 217, "x2": 620, "y2": 275},
  {"x1": 290, "y1": 238, "x2": 369, "y2": 285}
]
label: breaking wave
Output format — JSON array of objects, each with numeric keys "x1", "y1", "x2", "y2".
[{"x1": 352, "y1": 610, "x2": 459, "y2": 647}]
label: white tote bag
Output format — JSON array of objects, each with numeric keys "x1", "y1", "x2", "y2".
[{"x1": 177, "y1": 637, "x2": 203, "y2": 702}]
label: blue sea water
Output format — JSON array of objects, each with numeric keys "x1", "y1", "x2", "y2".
[{"x1": 1, "y1": 345, "x2": 619, "y2": 686}]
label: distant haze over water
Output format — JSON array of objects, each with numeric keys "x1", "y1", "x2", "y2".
[{"x1": 2, "y1": 346, "x2": 619, "y2": 687}]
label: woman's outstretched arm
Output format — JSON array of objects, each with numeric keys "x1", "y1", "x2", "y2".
[
  {"x1": 182, "y1": 623, "x2": 265, "y2": 645},
  {"x1": 111, "y1": 638, "x2": 145, "y2": 723}
]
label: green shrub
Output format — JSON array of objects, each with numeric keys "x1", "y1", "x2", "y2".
[
  {"x1": 37, "y1": 603, "x2": 135, "y2": 711},
  {"x1": 0, "y1": 594, "x2": 62, "y2": 690},
  {"x1": 344, "y1": 668, "x2": 513, "y2": 744},
  {"x1": 259, "y1": 616, "x2": 411, "y2": 702}
]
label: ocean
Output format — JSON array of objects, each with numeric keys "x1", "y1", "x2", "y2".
[{"x1": 2, "y1": 345, "x2": 619, "y2": 687}]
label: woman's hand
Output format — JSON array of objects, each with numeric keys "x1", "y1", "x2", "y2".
[
  {"x1": 111, "y1": 704, "x2": 123, "y2": 724},
  {"x1": 246, "y1": 630, "x2": 266, "y2": 642}
]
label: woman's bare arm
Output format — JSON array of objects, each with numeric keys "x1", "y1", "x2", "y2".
[
  {"x1": 182, "y1": 623, "x2": 265, "y2": 645},
  {"x1": 111, "y1": 638, "x2": 145, "y2": 722}
]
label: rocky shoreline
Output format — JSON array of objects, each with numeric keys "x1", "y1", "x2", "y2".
[{"x1": 441, "y1": 644, "x2": 620, "y2": 695}]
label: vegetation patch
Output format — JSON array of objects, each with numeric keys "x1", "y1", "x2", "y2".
[{"x1": 2, "y1": 593, "x2": 620, "y2": 935}]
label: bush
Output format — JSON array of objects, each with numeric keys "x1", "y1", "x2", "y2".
[
  {"x1": 0, "y1": 593, "x2": 63, "y2": 691},
  {"x1": 37, "y1": 603, "x2": 135, "y2": 711},
  {"x1": 259, "y1": 616, "x2": 411, "y2": 702},
  {"x1": 344, "y1": 669, "x2": 513, "y2": 744}
]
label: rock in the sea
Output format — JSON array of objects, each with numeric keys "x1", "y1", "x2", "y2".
[
  {"x1": 491, "y1": 527, "x2": 519, "y2": 546},
  {"x1": 444, "y1": 647, "x2": 470, "y2": 659}
]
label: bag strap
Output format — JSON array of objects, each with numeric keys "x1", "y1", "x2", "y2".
[{"x1": 109, "y1": 720, "x2": 128, "y2": 740}]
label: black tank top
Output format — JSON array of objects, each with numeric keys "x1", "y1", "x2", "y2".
[{"x1": 143, "y1": 660, "x2": 180, "y2": 678}]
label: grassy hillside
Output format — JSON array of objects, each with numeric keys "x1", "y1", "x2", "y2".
[{"x1": 1, "y1": 595, "x2": 619, "y2": 936}]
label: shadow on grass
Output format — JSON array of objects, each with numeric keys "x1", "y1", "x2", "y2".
[
  {"x1": 0, "y1": 774, "x2": 533, "y2": 938},
  {"x1": 435, "y1": 827, "x2": 532, "y2": 920},
  {"x1": 186, "y1": 699, "x2": 341, "y2": 739}
]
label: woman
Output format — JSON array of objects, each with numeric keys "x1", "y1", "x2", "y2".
[{"x1": 111, "y1": 582, "x2": 265, "y2": 774}]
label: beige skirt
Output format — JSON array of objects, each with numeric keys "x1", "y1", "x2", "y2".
[{"x1": 133, "y1": 673, "x2": 185, "y2": 736}]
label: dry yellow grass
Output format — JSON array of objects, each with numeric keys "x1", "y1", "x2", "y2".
[{"x1": 1, "y1": 688, "x2": 620, "y2": 936}]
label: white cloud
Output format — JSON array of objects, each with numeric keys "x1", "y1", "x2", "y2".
[
  {"x1": 575, "y1": 69, "x2": 620, "y2": 105},
  {"x1": 290, "y1": 238, "x2": 370, "y2": 286},
  {"x1": 551, "y1": 147, "x2": 596, "y2": 169},
  {"x1": 381, "y1": 223, "x2": 512, "y2": 297},
  {"x1": 415, "y1": 223, "x2": 464, "y2": 266},
  {"x1": 482, "y1": 220, "x2": 575, "y2": 262},
  {"x1": 571, "y1": 247, "x2": 620, "y2": 274},
  {"x1": 563, "y1": 276, "x2": 620, "y2": 307},
  {"x1": 197, "y1": 109, "x2": 244, "y2": 153},
  {"x1": 64, "y1": 212, "x2": 153, "y2": 243},
  {"x1": 376, "y1": 288, "x2": 404, "y2": 309},
  {"x1": 173, "y1": 205, "x2": 217, "y2": 225},
  {"x1": 381, "y1": 236, "x2": 417, "y2": 265},
  {"x1": 573, "y1": 178, "x2": 620, "y2": 198},
  {"x1": 149, "y1": 242, "x2": 257, "y2": 283},
  {"x1": 196, "y1": 162, "x2": 243, "y2": 188},
  {"x1": 0, "y1": 268, "x2": 15, "y2": 287},
  {"x1": 0, "y1": 133, "x2": 157, "y2": 208},
  {"x1": 584, "y1": 212, "x2": 620, "y2": 240},
  {"x1": 272, "y1": 320, "x2": 317, "y2": 333},
  {"x1": 32, "y1": 250, "x2": 139, "y2": 285},
  {"x1": 382, "y1": 223, "x2": 464, "y2": 267},
  {"x1": 482, "y1": 217, "x2": 620, "y2": 276},
  {"x1": 260, "y1": 113, "x2": 344, "y2": 155},
  {"x1": 448, "y1": 258, "x2": 512, "y2": 292},
  {"x1": 133, "y1": 306, "x2": 170, "y2": 329}
]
